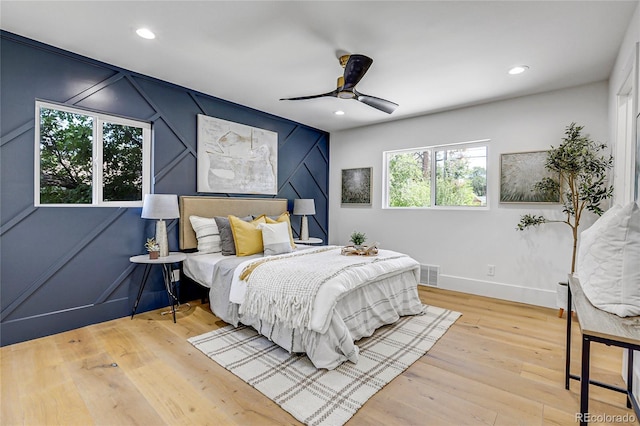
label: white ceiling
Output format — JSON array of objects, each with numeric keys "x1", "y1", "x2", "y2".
[{"x1": 1, "y1": 1, "x2": 638, "y2": 132}]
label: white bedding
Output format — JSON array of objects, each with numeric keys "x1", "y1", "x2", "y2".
[
  {"x1": 182, "y1": 246, "x2": 424, "y2": 369},
  {"x1": 183, "y1": 244, "x2": 314, "y2": 289},
  {"x1": 230, "y1": 246, "x2": 420, "y2": 334},
  {"x1": 182, "y1": 252, "x2": 227, "y2": 288}
]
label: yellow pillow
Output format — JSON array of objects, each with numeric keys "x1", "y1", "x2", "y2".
[
  {"x1": 229, "y1": 215, "x2": 267, "y2": 256},
  {"x1": 265, "y1": 212, "x2": 296, "y2": 249}
]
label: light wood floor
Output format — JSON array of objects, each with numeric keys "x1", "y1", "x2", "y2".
[{"x1": 1, "y1": 287, "x2": 637, "y2": 426}]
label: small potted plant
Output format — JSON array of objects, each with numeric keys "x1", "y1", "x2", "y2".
[
  {"x1": 145, "y1": 237, "x2": 160, "y2": 259},
  {"x1": 349, "y1": 231, "x2": 367, "y2": 248}
]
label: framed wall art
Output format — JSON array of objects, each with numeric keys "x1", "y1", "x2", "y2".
[
  {"x1": 500, "y1": 151, "x2": 560, "y2": 203},
  {"x1": 197, "y1": 114, "x2": 278, "y2": 195},
  {"x1": 341, "y1": 167, "x2": 372, "y2": 206}
]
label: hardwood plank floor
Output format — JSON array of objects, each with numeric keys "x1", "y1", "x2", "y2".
[{"x1": 1, "y1": 287, "x2": 637, "y2": 425}]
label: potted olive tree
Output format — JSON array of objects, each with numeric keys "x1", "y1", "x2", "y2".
[{"x1": 516, "y1": 123, "x2": 613, "y2": 314}]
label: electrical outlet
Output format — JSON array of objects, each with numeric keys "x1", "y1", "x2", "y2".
[
  {"x1": 487, "y1": 264, "x2": 495, "y2": 276},
  {"x1": 172, "y1": 269, "x2": 180, "y2": 282}
]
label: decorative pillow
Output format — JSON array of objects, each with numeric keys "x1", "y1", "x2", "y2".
[
  {"x1": 188, "y1": 215, "x2": 221, "y2": 254},
  {"x1": 265, "y1": 212, "x2": 296, "y2": 249},
  {"x1": 214, "y1": 215, "x2": 253, "y2": 256},
  {"x1": 228, "y1": 215, "x2": 267, "y2": 257},
  {"x1": 577, "y1": 202, "x2": 640, "y2": 317},
  {"x1": 258, "y1": 222, "x2": 294, "y2": 256}
]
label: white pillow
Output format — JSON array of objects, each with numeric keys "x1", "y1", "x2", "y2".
[
  {"x1": 258, "y1": 222, "x2": 293, "y2": 256},
  {"x1": 577, "y1": 202, "x2": 640, "y2": 317},
  {"x1": 189, "y1": 215, "x2": 222, "y2": 254}
]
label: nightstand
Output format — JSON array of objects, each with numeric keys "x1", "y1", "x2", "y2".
[
  {"x1": 129, "y1": 251, "x2": 187, "y2": 323},
  {"x1": 294, "y1": 237, "x2": 323, "y2": 245}
]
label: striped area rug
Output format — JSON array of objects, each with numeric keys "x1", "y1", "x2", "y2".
[{"x1": 188, "y1": 305, "x2": 460, "y2": 426}]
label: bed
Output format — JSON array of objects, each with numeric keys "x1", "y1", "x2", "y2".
[{"x1": 179, "y1": 196, "x2": 424, "y2": 369}]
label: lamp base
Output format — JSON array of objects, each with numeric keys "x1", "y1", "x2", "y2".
[
  {"x1": 156, "y1": 219, "x2": 169, "y2": 257},
  {"x1": 300, "y1": 215, "x2": 309, "y2": 241}
]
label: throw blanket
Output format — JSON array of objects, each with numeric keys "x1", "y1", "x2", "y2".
[{"x1": 238, "y1": 246, "x2": 409, "y2": 330}]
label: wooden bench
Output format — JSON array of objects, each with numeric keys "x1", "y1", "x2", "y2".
[{"x1": 565, "y1": 274, "x2": 640, "y2": 425}]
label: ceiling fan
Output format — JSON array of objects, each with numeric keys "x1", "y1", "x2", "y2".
[{"x1": 280, "y1": 54, "x2": 399, "y2": 114}]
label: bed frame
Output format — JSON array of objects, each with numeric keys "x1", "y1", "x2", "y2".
[{"x1": 179, "y1": 196, "x2": 289, "y2": 251}]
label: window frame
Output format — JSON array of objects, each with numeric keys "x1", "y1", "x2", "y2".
[
  {"x1": 382, "y1": 139, "x2": 490, "y2": 210},
  {"x1": 34, "y1": 100, "x2": 152, "y2": 207}
]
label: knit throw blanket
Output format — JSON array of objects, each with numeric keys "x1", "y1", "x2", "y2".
[{"x1": 238, "y1": 246, "x2": 408, "y2": 330}]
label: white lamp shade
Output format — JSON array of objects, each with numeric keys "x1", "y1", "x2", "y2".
[
  {"x1": 293, "y1": 199, "x2": 316, "y2": 216},
  {"x1": 141, "y1": 194, "x2": 179, "y2": 219}
]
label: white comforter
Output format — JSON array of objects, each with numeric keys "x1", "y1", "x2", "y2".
[
  {"x1": 229, "y1": 246, "x2": 420, "y2": 334},
  {"x1": 183, "y1": 245, "x2": 424, "y2": 369}
]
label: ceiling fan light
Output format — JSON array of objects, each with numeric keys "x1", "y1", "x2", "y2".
[
  {"x1": 136, "y1": 28, "x2": 156, "y2": 40},
  {"x1": 508, "y1": 65, "x2": 529, "y2": 75},
  {"x1": 337, "y1": 91, "x2": 355, "y2": 99}
]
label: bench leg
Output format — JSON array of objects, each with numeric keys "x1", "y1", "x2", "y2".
[
  {"x1": 580, "y1": 335, "x2": 591, "y2": 426},
  {"x1": 565, "y1": 287, "x2": 572, "y2": 389},
  {"x1": 628, "y1": 349, "x2": 634, "y2": 409}
]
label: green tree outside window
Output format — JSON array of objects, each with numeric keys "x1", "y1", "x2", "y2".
[{"x1": 37, "y1": 103, "x2": 149, "y2": 206}]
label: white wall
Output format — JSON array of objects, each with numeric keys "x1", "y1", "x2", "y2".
[
  {"x1": 607, "y1": 0, "x2": 640, "y2": 405},
  {"x1": 609, "y1": 3, "x2": 639, "y2": 205},
  {"x1": 330, "y1": 82, "x2": 609, "y2": 308}
]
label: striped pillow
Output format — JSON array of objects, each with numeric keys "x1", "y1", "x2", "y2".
[
  {"x1": 189, "y1": 215, "x2": 221, "y2": 254},
  {"x1": 258, "y1": 222, "x2": 293, "y2": 256}
]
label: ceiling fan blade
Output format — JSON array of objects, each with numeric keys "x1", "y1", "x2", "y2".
[
  {"x1": 354, "y1": 91, "x2": 399, "y2": 114},
  {"x1": 342, "y1": 54, "x2": 373, "y2": 90},
  {"x1": 280, "y1": 89, "x2": 338, "y2": 101}
]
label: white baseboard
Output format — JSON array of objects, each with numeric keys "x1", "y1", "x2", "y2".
[{"x1": 420, "y1": 274, "x2": 557, "y2": 309}]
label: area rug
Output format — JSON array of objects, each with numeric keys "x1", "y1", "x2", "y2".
[{"x1": 188, "y1": 305, "x2": 460, "y2": 426}]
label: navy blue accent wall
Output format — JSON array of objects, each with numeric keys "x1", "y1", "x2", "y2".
[{"x1": 0, "y1": 31, "x2": 329, "y2": 346}]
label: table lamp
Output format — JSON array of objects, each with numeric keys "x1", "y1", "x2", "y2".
[
  {"x1": 293, "y1": 199, "x2": 315, "y2": 241},
  {"x1": 141, "y1": 194, "x2": 179, "y2": 257}
]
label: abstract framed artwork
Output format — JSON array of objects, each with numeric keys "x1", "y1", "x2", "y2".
[
  {"x1": 197, "y1": 114, "x2": 278, "y2": 195},
  {"x1": 341, "y1": 167, "x2": 372, "y2": 206},
  {"x1": 500, "y1": 151, "x2": 560, "y2": 203}
]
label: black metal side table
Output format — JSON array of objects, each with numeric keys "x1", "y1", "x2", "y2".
[{"x1": 129, "y1": 251, "x2": 187, "y2": 323}]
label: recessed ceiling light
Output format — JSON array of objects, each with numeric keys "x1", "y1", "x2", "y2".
[
  {"x1": 334, "y1": 110, "x2": 345, "y2": 116},
  {"x1": 136, "y1": 28, "x2": 156, "y2": 40},
  {"x1": 508, "y1": 65, "x2": 529, "y2": 75}
]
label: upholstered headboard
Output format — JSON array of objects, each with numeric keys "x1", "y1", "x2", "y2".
[{"x1": 179, "y1": 196, "x2": 288, "y2": 250}]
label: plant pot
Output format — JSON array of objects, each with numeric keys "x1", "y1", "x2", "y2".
[
  {"x1": 149, "y1": 251, "x2": 159, "y2": 260},
  {"x1": 556, "y1": 281, "x2": 568, "y2": 308}
]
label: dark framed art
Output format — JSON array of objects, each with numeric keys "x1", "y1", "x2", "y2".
[{"x1": 341, "y1": 167, "x2": 372, "y2": 206}]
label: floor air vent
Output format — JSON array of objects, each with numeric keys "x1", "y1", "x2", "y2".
[{"x1": 420, "y1": 264, "x2": 439, "y2": 286}]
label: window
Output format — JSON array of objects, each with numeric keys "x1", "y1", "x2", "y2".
[
  {"x1": 384, "y1": 140, "x2": 488, "y2": 208},
  {"x1": 35, "y1": 101, "x2": 151, "y2": 206}
]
